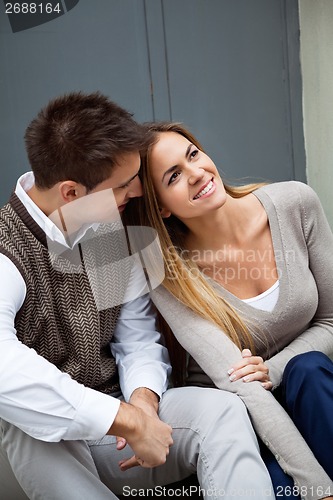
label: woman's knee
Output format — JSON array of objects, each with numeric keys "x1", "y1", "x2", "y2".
[{"x1": 283, "y1": 351, "x2": 332, "y2": 383}]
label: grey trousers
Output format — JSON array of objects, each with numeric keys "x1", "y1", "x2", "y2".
[{"x1": 0, "y1": 387, "x2": 274, "y2": 500}]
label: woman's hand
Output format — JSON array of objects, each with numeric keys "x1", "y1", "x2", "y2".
[{"x1": 227, "y1": 349, "x2": 272, "y2": 390}]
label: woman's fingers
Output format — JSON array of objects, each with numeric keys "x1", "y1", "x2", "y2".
[
  {"x1": 241, "y1": 367, "x2": 270, "y2": 383},
  {"x1": 261, "y1": 381, "x2": 273, "y2": 391},
  {"x1": 228, "y1": 356, "x2": 266, "y2": 375},
  {"x1": 228, "y1": 354, "x2": 270, "y2": 386},
  {"x1": 227, "y1": 350, "x2": 272, "y2": 390},
  {"x1": 229, "y1": 363, "x2": 269, "y2": 381}
]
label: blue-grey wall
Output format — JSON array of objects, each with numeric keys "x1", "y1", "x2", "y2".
[{"x1": 0, "y1": 0, "x2": 305, "y2": 205}]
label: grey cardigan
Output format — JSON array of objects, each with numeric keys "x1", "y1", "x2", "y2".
[{"x1": 151, "y1": 181, "x2": 333, "y2": 499}]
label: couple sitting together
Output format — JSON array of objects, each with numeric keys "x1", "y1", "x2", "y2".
[{"x1": 0, "y1": 91, "x2": 332, "y2": 500}]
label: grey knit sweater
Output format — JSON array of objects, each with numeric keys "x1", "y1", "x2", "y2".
[{"x1": 151, "y1": 181, "x2": 333, "y2": 499}]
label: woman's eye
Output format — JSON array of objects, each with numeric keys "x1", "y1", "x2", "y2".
[
  {"x1": 190, "y1": 149, "x2": 199, "y2": 159},
  {"x1": 168, "y1": 171, "x2": 180, "y2": 185}
]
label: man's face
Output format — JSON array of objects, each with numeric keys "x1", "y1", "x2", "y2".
[{"x1": 89, "y1": 151, "x2": 142, "y2": 212}]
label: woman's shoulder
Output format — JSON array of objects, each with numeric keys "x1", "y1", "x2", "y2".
[
  {"x1": 254, "y1": 180, "x2": 320, "y2": 213},
  {"x1": 255, "y1": 180, "x2": 314, "y2": 198},
  {"x1": 253, "y1": 182, "x2": 326, "y2": 241}
]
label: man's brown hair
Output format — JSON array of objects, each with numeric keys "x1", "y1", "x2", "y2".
[{"x1": 25, "y1": 91, "x2": 151, "y2": 191}]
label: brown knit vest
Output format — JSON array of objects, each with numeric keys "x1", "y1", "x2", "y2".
[{"x1": 0, "y1": 194, "x2": 133, "y2": 394}]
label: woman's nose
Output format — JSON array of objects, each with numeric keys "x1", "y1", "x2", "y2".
[{"x1": 188, "y1": 167, "x2": 205, "y2": 185}]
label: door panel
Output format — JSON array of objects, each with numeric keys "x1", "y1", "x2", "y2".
[
  {"x1": 0, "y1": 0, "x2": 153, "y2": 203},
  {"x1": 0, "y1": 0, "x2": 305, "y2": 205},
  {"x1": 155, "y1": 0, "x2": 305, "y2": 183}
]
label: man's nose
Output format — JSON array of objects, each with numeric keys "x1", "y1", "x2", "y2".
[{"x1": 128, "y1": 176, "x2": 143, "y2": 198}]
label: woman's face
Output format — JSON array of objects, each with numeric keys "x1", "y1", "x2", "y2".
[{"x1": 149, "y1": 132, "x2": 227, "y2": 221}]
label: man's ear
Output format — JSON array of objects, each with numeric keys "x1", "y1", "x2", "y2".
[
  {"x1": 59, "y1": 181, "x2": 85, "y2": 203},
  {"x1": 159, "y1": 207, "x2": 171, "y2": 218}
]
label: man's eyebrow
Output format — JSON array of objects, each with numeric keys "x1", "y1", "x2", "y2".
[
  {"x1": 161, "y1": 143, "x2": 193, "y2": 183},
  {"x1": 116, "y1": 171, "x2": 140, "y2": 188}
]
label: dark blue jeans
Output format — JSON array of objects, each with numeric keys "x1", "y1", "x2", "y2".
[{"x1": 260, "y1": 351, "x2": 333, "y2": 499}]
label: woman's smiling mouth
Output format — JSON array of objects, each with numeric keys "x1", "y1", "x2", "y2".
[{"x1": 193, "y1": 179, "x2": 215, "y2": 200}]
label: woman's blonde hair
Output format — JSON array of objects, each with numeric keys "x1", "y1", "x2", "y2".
[{"x1": 127, "y1": 122, "x2": 265, "y2": 385}]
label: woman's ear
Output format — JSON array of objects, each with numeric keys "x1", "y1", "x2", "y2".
[{"x1": 159, "y1": 207, "x2": 172, "y2": 218}]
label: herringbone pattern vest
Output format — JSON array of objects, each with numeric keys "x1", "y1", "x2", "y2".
[{"x1": 0, "y1": 194, "x2": 132, "y2": 393}]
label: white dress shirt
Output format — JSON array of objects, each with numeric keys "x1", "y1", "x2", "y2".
[{"x1": 0, "y1": 172, "x2": 171, "y2": 442}]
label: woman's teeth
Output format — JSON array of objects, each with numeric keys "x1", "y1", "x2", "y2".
[{"x1": 194, "y1": 180, "x2": 214, "y2": 199}]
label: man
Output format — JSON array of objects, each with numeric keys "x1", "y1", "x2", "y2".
[{"x1": 0, "y1": 92, "x2": 274, "y2": 499}]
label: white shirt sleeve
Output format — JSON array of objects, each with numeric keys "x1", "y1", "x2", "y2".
[
  {"x1": 0, "y1": 254, "x2": 120, "y2": 442},
  {"x1": 111, "y1": 260, "x2": 171, "y2": 402}
]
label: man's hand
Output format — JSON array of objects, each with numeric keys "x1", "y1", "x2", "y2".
[
  {"x1": 129, "y1": 387, "x2": 160, "y2": 417},
  {"x1": 108, "y1": 390, "x2": 172, "y2": 471},
  {"x1": 117, "y1": 387, "x2": 162, "y2": 470},
  {"x1": 227, "y1": 349, "x2": 272, "y2": 390}
]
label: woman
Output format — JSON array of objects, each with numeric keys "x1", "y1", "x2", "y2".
[{"x1": 127, "y1": 122, "x2": 333, "y2": 500}]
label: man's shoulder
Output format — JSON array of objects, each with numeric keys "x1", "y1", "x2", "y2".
[
  {"x1": 0, "y1": 200, "x2": 31, "y2": 279},
  {"x1": 0, "y1": 201, "x2": 16, "y2": 233}
]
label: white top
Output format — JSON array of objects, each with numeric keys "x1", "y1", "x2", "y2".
[
  {"x1": 0, "y1": 172, "x2": 171, "y2": 442},
  {"x1": 243, "y1": 280, "x2": 279, "y2": 311}
]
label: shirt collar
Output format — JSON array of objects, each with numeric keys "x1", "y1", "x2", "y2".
[{"x1": 15, "y1": 172, "x2": 100, "y2": 248}]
